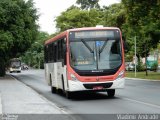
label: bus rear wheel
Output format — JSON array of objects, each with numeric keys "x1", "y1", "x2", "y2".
[
  {"x1": 51, "y1": 86, "x2": 56, "y2": 93},
  {"x1": 50, "y1": 78, "x2": 56, "y2": 93},
  {"x1": 107, "y1": 89, "x2": 115, "y2": 97}
]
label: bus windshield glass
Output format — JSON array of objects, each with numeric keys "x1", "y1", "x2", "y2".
[
  {"x1": 11, "y1": 61, "x2": 21, "y2": 67},
  {"x1": 69, "y1": 30, "x2": 122, "y2": 71},
  {"x1": 10, "y1": 60, "x2": 21, "y2": 68}
]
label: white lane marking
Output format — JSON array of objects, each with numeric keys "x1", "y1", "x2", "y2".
[
  {"x1": 125, "y1": 77, "x2": 160, "y2": 82},
  {"x1": 122, "y1": 97, "x2": 160, "y2": 109}
]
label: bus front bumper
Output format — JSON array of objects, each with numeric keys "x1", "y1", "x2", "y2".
[
  {"x1": 9, "y1": 68, "x2": 21, "y2": 73},
  {"x1": 67, "y1": 78, "x2": 125, "y2": 92}
]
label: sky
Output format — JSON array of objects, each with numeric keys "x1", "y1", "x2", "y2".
[{"x1": 33, "y1": 0, "x2": 121, "y2": 34}]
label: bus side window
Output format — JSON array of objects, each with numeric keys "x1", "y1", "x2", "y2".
[
  {"x1": 44, "y1": 46, "x2": 48, "y2": 63},
  {"x1": 50, "y1": 43, "x2": 54, "y2": 62},
  {"x1": 60, "y1": 39, "x2": 64, "y2": 59},
  {"x1": 58, "y1": 40, "x2": 63, "y2": 60},
  {"x1": 49, "y1": 44, "x2": 52, "y2": 62},
  {"x1": 52, "y1": 43, "x2": 55, "y2": 62},
  {"x1": 54, "y1": 42, "x2": 58, "y2": 62},
  {"x1": 49, "y1": 44, "x2": 51, "y2": 62},
  {"x1": 47, "y1": 44, "x2": 50, "y2": 62},
  {"x1": 62, "y1": 38, "x2": 67, "y2": 65},
  {"x1": 61, "y1": 38, "x2": 66, "y2": 59}
]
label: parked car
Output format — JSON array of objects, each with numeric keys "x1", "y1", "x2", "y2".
[
  {"x1": 125, "y1": 62, "x2": 134, "y2": 71},
  {"x1": 21, "y1": 64, "x2": 29, "y2": 70}
]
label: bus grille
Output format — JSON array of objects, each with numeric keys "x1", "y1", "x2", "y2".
[{"x1": 83, "y1": 83, "x2": 113, "y2": 89}]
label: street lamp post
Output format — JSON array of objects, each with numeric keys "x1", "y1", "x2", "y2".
[
  {"x1": 134, "y1": 36, "x2": 137, "y2": 77},
  {"x1": 129, "y1": 36, "x2": 137, "y2": 77}
]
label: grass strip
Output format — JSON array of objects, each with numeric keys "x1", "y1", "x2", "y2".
[{"x1": 126, "y1": 71, "x2": 160, "y2": 80}]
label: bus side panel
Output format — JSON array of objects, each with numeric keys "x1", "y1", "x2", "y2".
[
  {"x1": 56, "y1": 62, "x2": 63, "y2": 89},
  {"x1": 45, "y1": 63, "x2": 57, "y2": 88},
  {"x1": 62, "y1": 66, "x2": 68, "y2": 91},
  {"x1": 45, "y1": 62, "x2": 68, "y2": 91},
  {"x1": 53, "y1": 63, "x2": 58, "y2": 88},
  {"x1": 44, "y1": 63, "x2": 50, "y2": 85},
  {"x1": 56, "y1": 62, "x2": 68, "y2": 91}
]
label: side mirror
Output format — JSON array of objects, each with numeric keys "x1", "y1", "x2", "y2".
[
  {"x1": 123, "y1": 40, "x2": 128, "y2": 53},
  {"x1": 122, "y1": 36, "x2": 128, "y2": 53}
]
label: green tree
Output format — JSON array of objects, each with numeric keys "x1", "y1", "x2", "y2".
[
  {"x1": 122, "y1": 0, "x2": 160, "y2": 57},
  {"x1": 22, "y1": 31, "x2": 49, "y2": 69},
  {"x1": 103, "y1": 3, "x2": 126, "y2": 29},
  {"x1": 55, "y1": 6, "x2": 103, "y2": 32},
  {"x1": 76, "y1": 0, "x2": 100, "y2": 10},
  {"x1": 0, "y1": 0, "x2": 38, "y2": 76},
  {"x1": 122, "y1": 0, "x2": 160, "y2": 75}
]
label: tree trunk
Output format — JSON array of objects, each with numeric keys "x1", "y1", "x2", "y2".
[
  {"x1": 0, "y1": 51, "x2": 6, "y2": 77},
  {"x1": 137, "y1": 54, "x2": 140, "y2": 72},
  {"x1": 0, "y1": 59, "x2": 6, "y2": 77},
  {"x1": 145, "y1": 54, "x2": 148, "y2": 76}
]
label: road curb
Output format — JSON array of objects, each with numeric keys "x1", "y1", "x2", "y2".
[{"x1": 125, "y1": 77, "x2": 160, "y2": 81}]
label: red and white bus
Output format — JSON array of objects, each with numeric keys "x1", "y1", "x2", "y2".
[{"x1": 44, "y1": 26, "x2": 125, "y2": 98}]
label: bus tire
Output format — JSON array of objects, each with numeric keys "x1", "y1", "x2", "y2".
[
  {"x1": 50, "y1": 74, "x2": 56, "y2": 93},
  {"x1": 51, "y1": 86, "x2": 56, "y2": 93},
  {"x1": 107, "y1": 89, "x2": 115, "y2": 97},
  {"x1": 65, "y1": 91, "x2": 72, "y2": 99}
]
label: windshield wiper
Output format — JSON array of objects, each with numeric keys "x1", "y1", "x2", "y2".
[
  {"x1": 98, "y1": 40, "x2": 108, "y2": 60},
  {"x1": 99, "y1": 40, "x2": 108, "y2": 54},
  {"x1": 81, "y1": 39, "x2": 94, "y2": 53}
]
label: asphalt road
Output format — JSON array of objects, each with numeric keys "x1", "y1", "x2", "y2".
[{"x1": 11, "y1": 69, "x2": 160, "y2": 120}]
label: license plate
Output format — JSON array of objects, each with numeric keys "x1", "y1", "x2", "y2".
[{"x1": 93, "y1": 86, "x2": 103, "y2": 90}]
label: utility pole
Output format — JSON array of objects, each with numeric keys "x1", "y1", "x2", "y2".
[{"x1": 134, "y1": 36, "x2": 137, "y2": 77}]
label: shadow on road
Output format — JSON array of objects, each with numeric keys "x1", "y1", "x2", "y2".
[{"x1": 56, "y1": 91, "x2": 119, "y2": 101}]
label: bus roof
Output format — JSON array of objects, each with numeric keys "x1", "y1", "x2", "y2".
[
  {"x1": 45, "y1": 27, "x2": 120, "y2": 45},
  {"x1": 68, "y1": 27, "x2": 120, "y2": 32}
]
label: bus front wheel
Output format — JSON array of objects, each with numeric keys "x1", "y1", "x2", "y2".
[
  {"x1": 65, "y1": 91, "x2": 72, "y2": 99},
  {"x1": 107, "y1": 89, "x2": 115, "y2": 97}
]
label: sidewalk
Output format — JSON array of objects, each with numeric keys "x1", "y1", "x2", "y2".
[{"x1": 0, "y1": 75, "x2": 64, "y2": 114}]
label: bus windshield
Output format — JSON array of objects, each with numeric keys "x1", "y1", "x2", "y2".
[
  {"x1": 69, "y1": 30, "x2": 122, "y2": 72},
  {"x1": 11, "y1": 61, "x2": 21, "y2": 68}
]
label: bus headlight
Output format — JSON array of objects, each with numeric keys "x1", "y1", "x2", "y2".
[
  {"x1": 116, "y1": 71, "x2": 124, "y2": 80},
  {"x1": 70, "y1": 74, "x2": 78, "y2": 81}
]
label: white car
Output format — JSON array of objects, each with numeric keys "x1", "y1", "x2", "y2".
[{"x1": 125, "y1": 62, "x2": 134, "y2": 71}]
